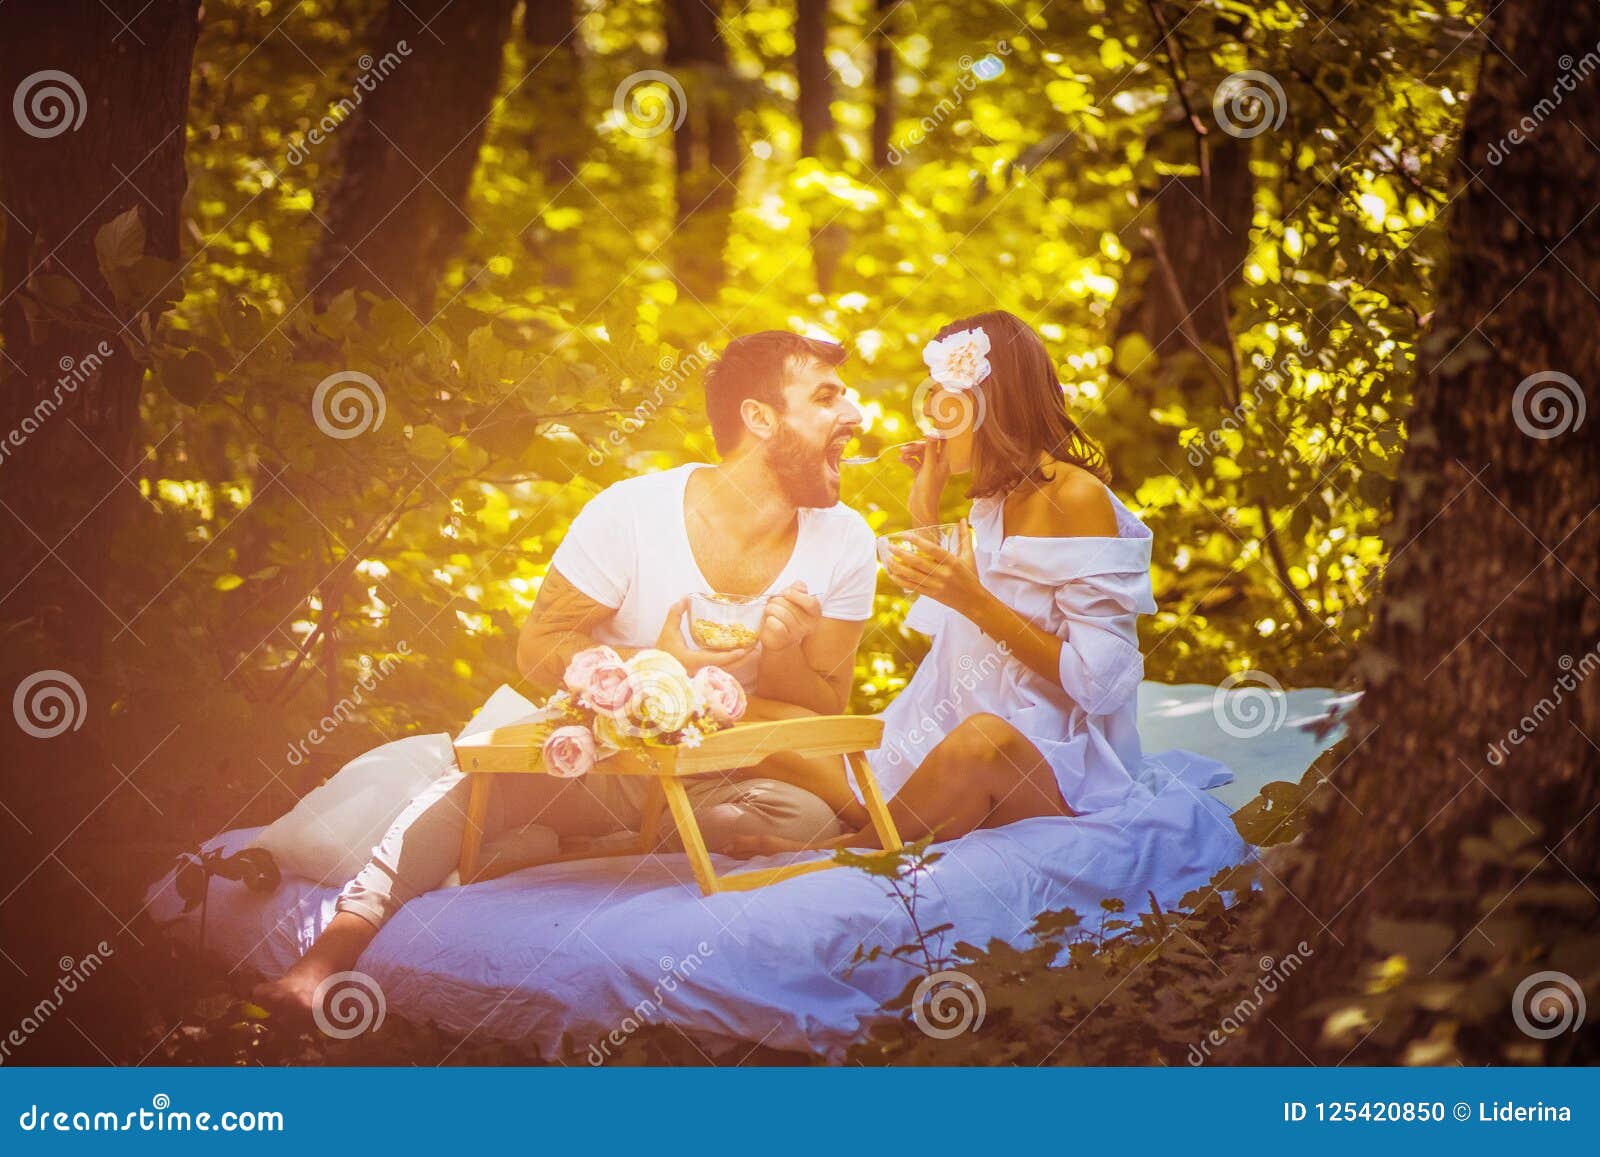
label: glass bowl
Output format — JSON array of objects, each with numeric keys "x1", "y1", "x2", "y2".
[
  {"x1": 876, "y1": 523, "x2": 963, "y2": 568},
  {"x1": 688, "y1": 592, "x2": 766, "y2": 651}
]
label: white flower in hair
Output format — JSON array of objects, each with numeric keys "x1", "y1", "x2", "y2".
[{"x1": 922, "y1": 327, "x2": 992, "y2": 392}]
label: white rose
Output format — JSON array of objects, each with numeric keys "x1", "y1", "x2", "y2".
[{"x1": 922, "y1": 327, "x2": 992, "y2": 391}]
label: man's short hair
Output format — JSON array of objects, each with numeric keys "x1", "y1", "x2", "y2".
[{"x1": 703, "y1": 332, "x2": 847, "y2": 454}]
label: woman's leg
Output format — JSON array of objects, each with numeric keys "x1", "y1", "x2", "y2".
[
  {"x1": 881, "y1": 713, "x2": 1073, "y2": 842},
  {"x1": 730, "y1": 696, "x2": 870, "y2": 827},
  {"x1": 728, "y1": 713, "x2": 1074, "y2": 855}
]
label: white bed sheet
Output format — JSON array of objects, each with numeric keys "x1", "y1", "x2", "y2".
[{"x1": 145, "y1": 682, "x2": 1352, "y2": 1059}]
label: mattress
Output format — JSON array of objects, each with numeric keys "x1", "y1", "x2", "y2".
[{"x1": 145, "y1": 682, "x2": 1350, "y2": 1059}]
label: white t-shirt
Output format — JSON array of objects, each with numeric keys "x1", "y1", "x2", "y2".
[{"x1": 549, "y1": 464, "x2": 878, "y2": 686}]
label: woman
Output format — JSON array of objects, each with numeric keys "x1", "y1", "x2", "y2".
[{"x1": 746, "y1": 309, "x2": 1158, "y2": 852}]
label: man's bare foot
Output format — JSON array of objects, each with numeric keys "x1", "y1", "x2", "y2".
[
  {"x1": 251, "y1": 966, "x2": 330, "y2": 1022},
  {"x1": 250, "y1": 911, "x2": 377, "y2": 1022}
]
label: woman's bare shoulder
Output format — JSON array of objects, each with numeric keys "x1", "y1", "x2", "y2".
[{"x1": 1007, "y1": 463, "x2": 1118, "y2": 539}]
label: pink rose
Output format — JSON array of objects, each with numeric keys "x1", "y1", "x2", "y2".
[
  {"x1": 563, "y1": 645, "x2": 632, "y2": 715},
  {"x1": 541, "y1": 725, "x2": 597, "y2": 778},
  {"x1": 692, "y1": 665, "x2": 747, "y2": 725},
  {"x1": 563, "y1": 644, "x2": 622, "y2": 693},
  {"x1": 585, "y1": 664, "x2": 634, "y2": 716}
]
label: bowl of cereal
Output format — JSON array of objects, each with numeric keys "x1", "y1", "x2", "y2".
[
  {"x1": 688, "y1": 592, "x2": 766, "y2": 651},
  {"x1": 876, "y1": 523, "x2": 963, "y2": 568}
]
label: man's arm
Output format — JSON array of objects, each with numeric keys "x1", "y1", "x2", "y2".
[
  {"x1": 516, "y1": 568, "x2": 630, "y2": 690},
  {"x1": 754, "y1": 613, "x2": 866, "y2": 715},
  {"x1": 517, "y1": 569, "x2": 756, "y2": 690}
]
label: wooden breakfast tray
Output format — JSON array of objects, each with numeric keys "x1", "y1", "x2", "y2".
[{"x1": 451, "y1": 714, "x2": 903, "y2": 895}]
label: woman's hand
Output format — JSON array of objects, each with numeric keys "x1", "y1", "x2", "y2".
[
  {"x1": 884, "y1": 520, "x2": 986, "y2": 612},
  {"x1": 655, "y1": 598, "x2": 754, "y2": 671},
  {"x1": 902, "y1": 437, "x2": 950, "y2": 527}
]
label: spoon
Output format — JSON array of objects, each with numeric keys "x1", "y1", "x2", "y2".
[{"x1": 840, "y1": 441, "x2": 917, "y2": 466}]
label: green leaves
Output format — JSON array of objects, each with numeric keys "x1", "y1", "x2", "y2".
[
  {"x1": 28, "y1": 273, "x2": 81, "y2": 310},
  {"x1": 407, "y1": 423, "x2": 453, "y2": 463},
  {"x1": 159, "y1": 349, "x2": 215, "y2": 407},
  {"x1": 464, "y1": 324, "x2": 507, "y2": 384},
  {"x1": 94, "y1": 206, "x2": 145, "y2": 279},
  {"x1": 833, "y1": 836, "x2": 942, "y2": 880},
  {"x1": 1231, "y1": 778, "x2": 1311, "y2": 846},
  {"x1": 847, "y1": 861, "x2": 1272, "y2": 1066}
]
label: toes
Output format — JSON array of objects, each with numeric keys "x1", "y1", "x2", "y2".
[{"x1": 251, "y1": 978, "x2": 317, "y2": 1021}]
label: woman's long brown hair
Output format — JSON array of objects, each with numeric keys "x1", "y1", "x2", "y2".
[{"x1": 931, "y1": 310, "x2": 1110, "y2": 499}]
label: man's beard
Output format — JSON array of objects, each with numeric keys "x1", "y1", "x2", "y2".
[{"x1": 766, "y1": 422, "x2": 840, "y2": 508}]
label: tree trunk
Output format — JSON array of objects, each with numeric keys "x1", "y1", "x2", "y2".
[
  {"x1": 1239, "y1": 0, "x2": 1600, "y2": 1065},
  {"x1": 665, "y1": 0, "x2": 739, "y2": 299},
  {"x1": 1113, "y1": 126, "x2": 1254, "y2": 358},
  {"x1": 869, "y1": 0, "x2": 896, "y2": 168},
  {"x1": 0, "y1": 0, "x2": 198, "y2": 663},
  {"x1": 796, "y1": 0, "x2": 846, "y2": 294},
  {"x1": 525, "y1": 0, "x2": 582, "y2": 188},
  {"x1": 0, "y1": 0, "x2": 201, "y2": 1060},
  {"x1": 307, "y1": 0, "x2": 514, "y2": 313},
  {"x1": 796, "y1": 0, "x2": 834, "y2": 159},
  {"x1": 523, "y1": 0, "x2": 584, "y2": 287}
]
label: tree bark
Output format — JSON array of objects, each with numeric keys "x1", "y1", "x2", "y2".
[
  {"x1": 0, "y1": 0, "x2": 199, "y2": 663},
  {"x1": 870, "y1": 0, "x2": 896, "y2": 168},
  {"x1": 307, "y1": 0, "x2": 514, "y2": 313},
  {"x1": 525, "y1": 0, "x2": 583, "y2": 188},
  {"x1": 796, "y1": 0, "x2": 834, "y2": 159},
  {"x1": 1239, "y1": 0, "x2": 1600, "y2": 1064},
  {"x1": 796, "y1": 0, "x2": 847, "y2": 294},
  {"x1": 665, "y1": 0, "x2": 739, "y2": 298},
  {"x1": 1114, "y1": 126, "x2": 1254, "y2": 357},
  {"x1": 523, "y1": 0, "x2": 585, "y2": 287},
  {"x1": 0, "y1": 0, "x2": 201, "y2": 1060}
]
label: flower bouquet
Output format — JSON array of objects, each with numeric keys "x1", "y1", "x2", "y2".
[{"x1": 535, "y1": 645, "x2": 748, "y2": 777}]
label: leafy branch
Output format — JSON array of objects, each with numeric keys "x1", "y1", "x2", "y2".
[{"x1": 836, "y1": 838, "x2": 959, "y2": 979}]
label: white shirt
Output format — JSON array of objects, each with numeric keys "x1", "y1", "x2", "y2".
[
  {"x1": 549, "y1": 464, "x2": 878, "y2": 687},
  {"x1": 867, "y1": 483, "x2": 1158, "y2": 813}
]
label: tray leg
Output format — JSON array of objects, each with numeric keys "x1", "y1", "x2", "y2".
[
  {"x1": 457, "y1": 773, "x2": 493, "y2": 884},
  {"x1": 660, "y1": 776, "x2": 719, "y2": 895},
  {"x1": 637, "y1": 776, "x2": 667, "y2": 854},
  {"x1": 847, "y1": 751, "x2": 903, "y2": 851}
]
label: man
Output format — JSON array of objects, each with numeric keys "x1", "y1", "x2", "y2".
[{"x1": 255, "y1": 331, "x2": 877, "y2": 1015}]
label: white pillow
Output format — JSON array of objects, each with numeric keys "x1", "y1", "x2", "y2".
[{"x1": 251, "y1": 685, "x2": 552, "y2": 885}]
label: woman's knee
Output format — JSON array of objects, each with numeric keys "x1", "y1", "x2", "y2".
[{"x1": 946, "y1": 713, "x2": 1030, "y2": 767}]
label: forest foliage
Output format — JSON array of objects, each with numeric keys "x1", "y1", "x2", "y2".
[
  {"x1": 17, "y1": 0, "x2": 1585, "y2": 1072},
  {"x1": 37, "y1": 0, "x2": 1487, "y2": 842}
]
